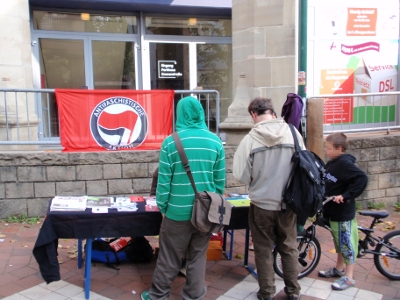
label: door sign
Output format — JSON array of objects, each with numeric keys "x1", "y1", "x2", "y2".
[{"x1": 158, "y1": 60, "x2": 183, "y2": 79}]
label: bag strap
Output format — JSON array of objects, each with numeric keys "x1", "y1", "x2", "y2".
[
  {"x1": 171, "y1": 132, "x2": 198, "y2": 195},
  {"x1": 288, "y1": 124, "x2": 301, "y2": 153},
  {"x1": 281, "y1": 124, "x2": 300, "y2": 212}
]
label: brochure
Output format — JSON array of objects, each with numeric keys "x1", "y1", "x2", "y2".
[
  {"x1": 50, "y1": 196, "x2": 88, "y2": 211},
  {"x1": 86, "y1": 196, "x2": 114, "y2": 208},
  {"x1": 144, "y1": 196, "x2": 159, "y2": 212},
  {"x1": 129, "y1": 195, "x2": 144, "y2": 202},
  {"x1": 113, "y1": 197, "x2": 138, "y2": 211}
]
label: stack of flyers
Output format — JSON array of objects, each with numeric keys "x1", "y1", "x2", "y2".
[
  {"x1": 114, "y1": 197, "x2": 130, "y2": 206},
  {"x1": 50, "y1": 196, "x2": 87, "y2": 211},
  {"x1": 86, "y1": 196, "x2": 114, "y2": 208},
  {"x1": 129, "y1": 196, "x2": 144, "y2": 202},
  {"x1": 113, "y1": 197, "x2": 138, "y2": 212},
  {"x1": 143, "y1": 196, "x2": 159, "y2": 212}
]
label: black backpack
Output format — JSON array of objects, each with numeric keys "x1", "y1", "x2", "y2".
[{"x1": 282, "y1": 125, "x2": 326, "y2": 225}]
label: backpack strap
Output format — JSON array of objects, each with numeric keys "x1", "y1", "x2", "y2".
[
  {"x1": 281, "y1": 124, "x2": 300, "y2": 212},
  {"x1": 288, "y1": 124, "x2": 301, "y2": 153},
  {"x1": 171, "y1": 132, "x2": 198, "y2": 195}
]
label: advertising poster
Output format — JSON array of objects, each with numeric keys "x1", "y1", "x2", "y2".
[{"x1": 308, "y1": 0, "x2": 399, "y2": 125}]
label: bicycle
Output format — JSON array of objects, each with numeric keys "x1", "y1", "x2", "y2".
[{"x1": 273, "y1": 197, "x2": 400, "y2": 280}]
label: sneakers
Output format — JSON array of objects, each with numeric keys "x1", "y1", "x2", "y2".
[
  {"x1": 249, "y1": 244, "x2": 254, "y2": 251},
  {"x1": 288, "y1": 295, "x2": 301, "y2": 300},
  {"x1": 331, "y1": 276, "x2": 355, "y2": 290},
  {"x1": 141, "y1": 290, "x2": 149, "y2": 300},
  {"x1": 318, "y1": 267, "x2": 345, "y2": 278}
]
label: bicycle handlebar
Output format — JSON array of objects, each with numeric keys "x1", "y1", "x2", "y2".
[{"x1": 322, "y1": 196, "x2": 335, "y2": 206}]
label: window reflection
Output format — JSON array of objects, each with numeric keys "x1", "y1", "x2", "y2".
[
  {"x1": 146, "y1": 17, "x2": 231, "y2": 37},
  {"x1": 33, "y1": 11, "x2": 137, "y2": 34},
  {"x1": 92, "y1": 41, "x2": 136, "y2": 89}
]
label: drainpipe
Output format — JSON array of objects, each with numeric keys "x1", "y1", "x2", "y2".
[
  {"x1": 298, "y1": 0, "x2": 307, "y2": 98},
  {"x1": 298, "y1": 0, "x2": 308, "y2": 139}
]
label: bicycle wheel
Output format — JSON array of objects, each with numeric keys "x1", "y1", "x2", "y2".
[
  {"x1": 273, "y1": 236, "x2": 321, "y2": 279},
  {"x1": 373, "y1": 230, "x2": 400, "y2": 280}
]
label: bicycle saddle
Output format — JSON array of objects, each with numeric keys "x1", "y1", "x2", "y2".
[{"x1": 358, "y1": 210, "x2": 389, "y2": 218}]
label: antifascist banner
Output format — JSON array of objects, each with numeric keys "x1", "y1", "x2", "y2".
[{"x1": 55, "y1": 89, "x2": 174, "y2": 152}]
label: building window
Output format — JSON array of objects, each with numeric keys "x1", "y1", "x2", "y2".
[
  {"x1": 145, "y1": 17, "x2": 231, "y2": 37},
  {"x1": 33, "y1": 11, "x2": 137, "y2": 34}
]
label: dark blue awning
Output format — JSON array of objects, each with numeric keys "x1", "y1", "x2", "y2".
[{"x1": 29, "y1": 0, "x2": 232, "y2": 16}]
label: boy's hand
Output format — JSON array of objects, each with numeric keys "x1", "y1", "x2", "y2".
[{"x1": 333, "y1": 195, "x2": 344, "y2": 204}]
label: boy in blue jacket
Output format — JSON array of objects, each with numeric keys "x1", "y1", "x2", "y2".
[{"x1": 318, "y1": 132, "x2": 368, "y2": 291}]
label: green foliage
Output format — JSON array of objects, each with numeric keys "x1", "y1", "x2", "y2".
[
  {"x1": 367, "y1": 202, "x2": 385, "y2": 210},
  {"x1": 5, "y1": 214, "x2": 40, "y2": 224},
  {"x1": 355, "y1": 202, "x2": 362, "y2": 211},
  {"x1": 27, "y1": 217, "x2": 40, "y2": 225},
  {"x1": 395, "y1": 202, "x2": 400, "y2": 211}
]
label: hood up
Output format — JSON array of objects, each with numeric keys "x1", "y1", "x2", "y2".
[{"x1": 176, "y1": 96, "x2": 208, "y2": 131}]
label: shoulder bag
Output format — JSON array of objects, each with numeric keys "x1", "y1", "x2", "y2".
[{"x1": 172, "y1": 132, "x2": 232, "y2": 234}]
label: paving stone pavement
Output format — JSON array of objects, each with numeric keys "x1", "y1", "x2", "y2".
[{"x1": 1, "y1": 206, "x2": 400, "y2": 300}]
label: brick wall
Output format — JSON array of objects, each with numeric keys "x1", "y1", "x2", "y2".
[{"x1": 0, "y1": 133, "x2": 399, "y2": 218}]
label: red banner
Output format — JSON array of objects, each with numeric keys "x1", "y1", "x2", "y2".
[{"x1": 55, "y1": 89, "x2": 174, "y2": 152}]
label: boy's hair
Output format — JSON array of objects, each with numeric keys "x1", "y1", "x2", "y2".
[
  {"x1": 248, "y1": 97, "x2": 275, "y2": 116},
  {"x1": 326, "y1": 132, "x2": 348, "y2": 151}
]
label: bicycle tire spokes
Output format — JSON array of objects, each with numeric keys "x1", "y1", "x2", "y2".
[{"x1": 373, "y1": 230, "x2": 400, "y2": 280}]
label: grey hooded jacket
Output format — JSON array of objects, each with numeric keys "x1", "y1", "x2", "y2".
[{"x1": 233, "y1": 118, "x2": 305, "y2": 211}]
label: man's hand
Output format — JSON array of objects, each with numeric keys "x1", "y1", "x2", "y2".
[{"x1": 333, "y1": 195, "x2": 344, "y2": 204}]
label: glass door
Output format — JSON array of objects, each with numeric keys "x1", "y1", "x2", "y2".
[{"x1": 148, "y1": 42, "x2": 189, "y2": 90}]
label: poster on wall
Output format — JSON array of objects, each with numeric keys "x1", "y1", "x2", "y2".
[
  {"x1": 55, "y1": 89, "x2": 174, "y2": 152},
  {"x1": 308, "y1": 0, "x2": 399, "y2": 125}
]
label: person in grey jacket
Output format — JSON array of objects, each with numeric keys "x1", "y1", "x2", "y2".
[{"x1": 233, "y1": 97, "x2": 304, "y2": 300}]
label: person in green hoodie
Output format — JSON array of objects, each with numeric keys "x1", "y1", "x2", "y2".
[{"x1": 141, "y1": 96, "x2": 226, "y2": 300}]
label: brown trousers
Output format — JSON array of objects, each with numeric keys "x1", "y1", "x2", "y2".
[{"x1": 249, "y1": 204, "x2": 301, "y2": 298}]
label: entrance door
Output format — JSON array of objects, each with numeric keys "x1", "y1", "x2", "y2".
[{"x1": 148, "y1": 42, "x2": 190, "y2": 90}]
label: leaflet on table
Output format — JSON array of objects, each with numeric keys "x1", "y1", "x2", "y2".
[
  {"x1": 86, "y1": 196, "x2": 114, "y2": 208},
  {"x1": 225, "y1": 195, "x2": 250, "y2": 207},
  {"x1": 50, "y1": 196, "x2": 88, "y2": 211},
  {"x1": 143, "y1": 196, "x2": 160, "y2": 212},
  {"x1": 112, "y1": 197, "x2": 138, "y2": 211}
]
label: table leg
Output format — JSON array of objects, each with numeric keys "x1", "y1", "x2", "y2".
[
  {"x1": 84, "y1": 238, "x2": 93, "y2": 299},
  {"x1": 77, "y1": 239, "x2": 82, "y2": 269},
  {"x1": 222, "y1": 229, "x2": 234, "y2": 260},
  {"x1": 244, "y1": 228, "x2": 249, "y2": 266},
  {"x1": 244, "y1": 228, "x2": 258, "y2": 278}
]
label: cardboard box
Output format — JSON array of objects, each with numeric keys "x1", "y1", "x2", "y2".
[
  {"x1": 355, "y1": 58, "x2": 397, "y2": 102},
  {"x1": 206, "y1": 241, "x2": 222, "y2": 260}
]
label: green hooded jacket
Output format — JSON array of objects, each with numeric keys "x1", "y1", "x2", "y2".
[{"x1": 156, "y1": 96, "x2": 226, "y2": 221}]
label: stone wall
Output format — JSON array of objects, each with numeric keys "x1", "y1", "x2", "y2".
[
  {"x1": 346, "y1": 132, "x2": 400, "y2": 208},
  {"x1": 0, "y1": 132, "x2": 399, "y2": 218},
  {"x1": 0, "y1": 147, "x2": 244, "y2": 219}
]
